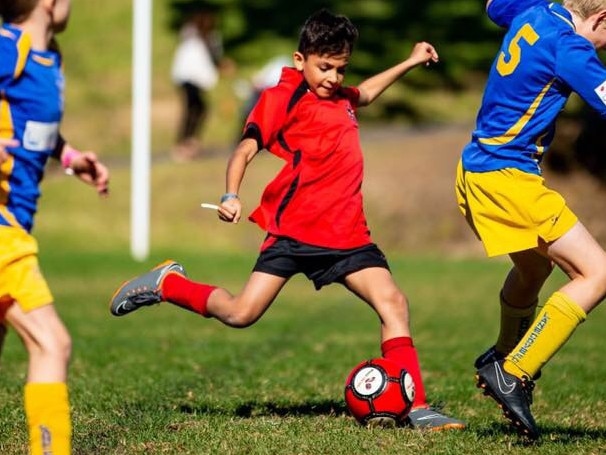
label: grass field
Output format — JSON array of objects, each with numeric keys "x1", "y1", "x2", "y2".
[
  {"x1": 1, "y1": 161, "x2": 606, "y2": 454},
  {"x1": 2, "y1": 247, "x2": 606, "y2": 454}
]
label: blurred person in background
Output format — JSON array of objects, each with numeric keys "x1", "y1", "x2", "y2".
[
  {"x1": 170, "y1": 6, "x2": 224, "y2": 161},
  {"x1": 233, "y1": 54, "x2": 292, "y2": 137},
  {"x1": 0, "y1": 0, "x2": 109, "y2": 453}
]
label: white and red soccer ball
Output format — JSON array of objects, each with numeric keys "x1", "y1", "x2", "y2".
[{"x1": 344, "y1": 358, "x2": 415, "y2": 427}]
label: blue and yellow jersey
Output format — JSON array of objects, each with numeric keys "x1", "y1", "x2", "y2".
[
  {"x1": 462, "y1": 1, "x2": 606, "y2": 174},
  {"x1": 0, "y1": 24, "x2": 64, "y2": 232}
]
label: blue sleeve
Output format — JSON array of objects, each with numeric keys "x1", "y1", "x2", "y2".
[
  {"x1": 487, "y1": 0, "x2": 547, "y2": 28},
  {"x1": 0, "y1": 36, "x2": 18, "y2": 89},
  {"x1": 556, "y1": 36, "x2": 606, "y2": 119}
]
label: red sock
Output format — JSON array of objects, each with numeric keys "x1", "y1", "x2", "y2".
[
  {"x1": 381, "y1": 336, "x2": 427, "y2": 408},
  {"x1": 161, "y1": 273, "x2": 216, "y2": 317}
]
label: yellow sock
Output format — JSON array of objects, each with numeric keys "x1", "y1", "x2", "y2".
[
  {"x1": 504, "y1": 292, "x2": 586, "y2": 378},
  {"x1": 24, "y1": 382, "x2": 71, "y2": 455},
  {"x1": 495, "y1": 292, "x2": 537, "y2": 355}
]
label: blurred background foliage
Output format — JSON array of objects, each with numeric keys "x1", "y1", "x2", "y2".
[
  {"x1": 169, "y1": 0, "x2": 502, "y2": 90},
  {"x1": 53, "y1": 0, "x2": 604, "y2": 180}
]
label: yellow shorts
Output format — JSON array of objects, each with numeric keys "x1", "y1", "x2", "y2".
[
  {"x1": 0, "y1": 226, "x2": 53, "y2": 321},
  {"x1": 455, "y1": 160, "x2": 578, "y2": 257}
]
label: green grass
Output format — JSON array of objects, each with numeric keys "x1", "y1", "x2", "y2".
[
  {"x1": 2, "y1": 151, "x2": 606, "y2": 453},
  {"x1": 1, "y1": 248, "x2": 606, "y2": 454}
]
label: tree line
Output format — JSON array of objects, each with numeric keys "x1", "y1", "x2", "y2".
[{"x1": 169, "y1": 0, "x2": 606, "y2": 180}]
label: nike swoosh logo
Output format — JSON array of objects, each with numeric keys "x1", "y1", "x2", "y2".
[
  {"x1": 112, "y1": 300, "x2": 129, "y2": 315},
  {"x1": 414, "y1": 414, "x2": 443, "y2": 421},
  {"x1": 495, "y1": 363, "x2": 516, "y2": 394}
]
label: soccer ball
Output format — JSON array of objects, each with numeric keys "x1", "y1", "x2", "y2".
[{"x1": 344, "y1": 358, "x2": 415, "y2": 427}]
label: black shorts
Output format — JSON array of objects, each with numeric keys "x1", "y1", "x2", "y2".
[{"x1": 253, "y1": 237, "x2": 390, "y2": 290}]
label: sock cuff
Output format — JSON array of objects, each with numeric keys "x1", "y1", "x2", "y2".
[
  {"x1": 548, "y1": 291, "x2": 587, "y2": 323},
  {"x1": 381, "y1": 336, "x2": 413, "y2": 356},
  {"x1": 25, "y1": 382, "x2": 69, "y2": 410},
  {"x1": 499, "y1": 291, "x2": 537, "y2": 317}
]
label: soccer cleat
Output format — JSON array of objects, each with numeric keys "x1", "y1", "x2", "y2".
[
  {"x1": 474, "y1": 345, "x2": 504, "y2": 370},
  {"x1": 405, "y1": 406, "x2": 466, "y2": 431},
  {"x1": 475, "y1": 345, "x2": 541, "y2": 380},
  {"x1": 110, "y1": 260, "x2": 186, "y2": 316},
  {"x1": 476, "y1": 360, "x2": 539, "y2": 440}
]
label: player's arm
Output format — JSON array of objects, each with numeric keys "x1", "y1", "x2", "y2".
[
  {"x1": 54, "y1": 135, "x2": 109, "y2": 196},
  {"x1": 0, "y1": 138, "x2": 19, "y2": 165},
  {"x1": 357, "y1": 42, "x2": 438, "y2": 107},
  {"x1": 218, "y1": 137, "x2": 259, "y2": 224}
]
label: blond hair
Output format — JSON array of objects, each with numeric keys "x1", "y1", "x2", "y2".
[{"x1": 563, "y1": 0, "x2": 606, "y2": 19}]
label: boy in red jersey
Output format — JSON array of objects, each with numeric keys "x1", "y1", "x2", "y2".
[{"x1": 110, "y1": 9, "x2": 464, "y2": 430}]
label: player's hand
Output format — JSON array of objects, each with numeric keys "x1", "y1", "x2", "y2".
[
  {"x1": 0, "y1": 138, "x2": 19, "y2": 166},
  {"x1": 70, "y1": 151, "x2": 110, "y2": 196},
  {"x1": 218, "y1": 198, "x2": 242, "y2": 224},
  {"x1": 409, "y1": 41, "x2": 439, "y2": 67}
]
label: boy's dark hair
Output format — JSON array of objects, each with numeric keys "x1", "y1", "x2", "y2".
[
  {"x1": 298, "y1": 9, "x2": 358, "y2": 57},
  {"x1": 0, "y1": 0, "x2": 38, "y2": 24}
]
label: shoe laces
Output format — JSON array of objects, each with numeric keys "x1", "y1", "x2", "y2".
[
  {"x1": 127, "y1": 290, "x2": 162, "y2": 306},
  {"x1": 520, "y1": 376, "x2": 535, "y2": 405}
]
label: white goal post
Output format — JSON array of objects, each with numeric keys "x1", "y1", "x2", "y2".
[{"x1": 130, "y1": 0, "x2": 152, "y2": 261}]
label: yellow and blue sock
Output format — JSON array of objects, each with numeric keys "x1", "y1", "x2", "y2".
[
  {"x1": 504, "y1": 292, "x2": 586, "y2": 379},
  {"x1": 495, "y1": 291, "x2": 537, "y2": 355}
]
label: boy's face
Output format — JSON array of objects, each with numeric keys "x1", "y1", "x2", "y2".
[
  {"x1": 49, "y1": 0, "x2": 71, "y2": 33},
  {"x1": 293, "y1": 51, "x2": 350, "y2": 99}
]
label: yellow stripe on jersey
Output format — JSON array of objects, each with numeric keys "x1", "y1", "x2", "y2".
[
  {"x1": 0, "y1": 206, "x2": 21, "y2": 228},
  {"x1": 0, "y1": 96, "x2": 14, "y2": 139},
  {"x1": 14, "y1": 31, "x2": 31, "y2": 78},
  {"x1": 479, "y1": 79, "x2": 554, "y2": 146},
  {"x1": 0, "y1": 95, "x2": 14, "y2": 209},
  {"x1": 32, "y1": 55, "x2": 55, "y2": 67},
  {"x1": 0, "y1": 29, "x2": 16, "y2": 39}
]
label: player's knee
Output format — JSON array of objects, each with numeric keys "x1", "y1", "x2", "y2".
[
  {"x1": 516, "y1": 261, "x2": 553, "y2": 287},
  {"x1": 31, "y1": 328, "x2": 72, "y2": 364},
  {"x1": 375, "y1": 289, "x2": 408, "y2": 316},
  {"x1": 223, "y1": 308, "x2": 261, "y2": 328},
  {"x1": 591, "y1": 260, "x2": 606, "y2": 294},
  {"x1": 47, "y1": 329, "x2": 72, "y2": 363},
  {"x1": 387, "y1": 289, "x2": 408, "y2": 308}
]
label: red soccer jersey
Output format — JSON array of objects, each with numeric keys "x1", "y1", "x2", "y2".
[{"x1": 244, "y1": 67, "x2": 371, "y2": 249}]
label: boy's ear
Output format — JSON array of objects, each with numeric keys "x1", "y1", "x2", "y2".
[
  {"x1": 593, "y1": 10, "x2": 606, "y2": 31},
  {"x1": 293, "y1": 51, "x2": 305, "y2": 71}
]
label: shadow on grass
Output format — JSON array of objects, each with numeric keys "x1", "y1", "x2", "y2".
[
  {"x1": 178, "y1": 399, "x2": 348, "y2": 418},
  {"x1": 476, "y1": 422, "x2": 606, "y2": 446}
]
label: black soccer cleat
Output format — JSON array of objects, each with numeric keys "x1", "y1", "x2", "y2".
[
  {"x1": 476, "y1": 360, "x2": 539, "y2": 440},
  {"x1": 475, "y1": 345, "x2": 542, "y2": 381},
  {"x1": 474, "y1": 345, "x2": 504, "y2": 370}
]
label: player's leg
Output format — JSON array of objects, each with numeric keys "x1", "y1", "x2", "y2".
[
  {"x1": 7, "y1": 303, "x2": 72, "y2": 455},
  {"x1": 343, "y1": 267, "x2": 410, "y2": 341},
  {"x1": 203, "y1": 272, "x2": 289, "y2": 327},
  {"x1": 110, "y1": 260, "x2": 289, "y2": 327},
  {"x1": 343, "y1": 267, "x2": 421, "y2": 401},
  {"x1": 477, "y1": 222, "x2": 606, "y2": 440},
  {"x1": 0, "y1": 298, "x2": 10, "y2": 361},
  {"x1": 0, "y1": 321, "x2": 6, "y2": 361},
  {"x1": 504, "y1": 221, "x2": 606, "y2": 379},
  {"x1": 475, "y1": 249, "x2": 553, "y2": 368},
  {"x1": 343, "y1": 267, "x2": 465, "y2": 430}
]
